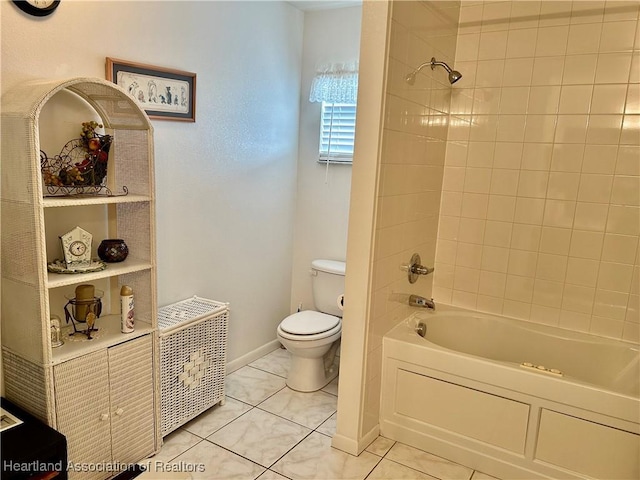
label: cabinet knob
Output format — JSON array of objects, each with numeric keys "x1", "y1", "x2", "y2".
[
  {"x1": 115, "y1": 408, "x2": 124, "y2": 416},
  {"x1": 100, "y1": 413, "x2": 109, "y2": 421}
]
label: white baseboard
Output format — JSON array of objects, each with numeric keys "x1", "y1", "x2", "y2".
[
  {"x1": 332, "y1": 423, "x2": 380, "y2": 456},
  {"x1": 226, "y1": 339, "x2": 282, "y2": 374}
]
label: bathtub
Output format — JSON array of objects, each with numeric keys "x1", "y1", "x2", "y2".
[{"x1": 380, "y1": 306, "x2": 640, "y2": 480}]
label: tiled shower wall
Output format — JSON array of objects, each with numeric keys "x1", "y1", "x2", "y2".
[
  {"x1": 433, "y1": 1, "x2": 640, "y2": 342},
  {"x1": 363, "y1": 1, "x2": 460, "y2": 433}
]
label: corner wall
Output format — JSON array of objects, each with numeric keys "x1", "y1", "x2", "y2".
[
  {"x1": 364, "y1": 0, "x2": 460, "y2": 434},
  {"x1": 334, "y1": 0, "x2": 460, "y2": 454},
  {"x1": 290, "y1": 5, "x2": 362, "y2": 315},
  {"x1": 434, "y1": 1, "x2": 640, "y2": 342}
]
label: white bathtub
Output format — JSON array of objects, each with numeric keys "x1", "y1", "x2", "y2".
[{"x1": 380, "y1": 306, "x2": 640, "y2": 480}]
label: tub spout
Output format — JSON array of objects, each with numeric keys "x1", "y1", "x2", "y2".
[{"x1": 409, "y1": 295, "x2": 436, "y2": 310}]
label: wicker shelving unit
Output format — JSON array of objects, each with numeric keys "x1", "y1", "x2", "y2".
[{"x1": 1, "y1": 77, "x2": 160, "y2": 479}]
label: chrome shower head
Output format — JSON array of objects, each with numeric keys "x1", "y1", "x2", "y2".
[
  {"x1": 405, "y1": 57, "x2": 462, "y2": 86},
  {"x1": 448, "y1": 69, "x2": 462, "y2": 84},
  {"x1": 430, "y1": 57, "x2": 462, "y2": 84}
]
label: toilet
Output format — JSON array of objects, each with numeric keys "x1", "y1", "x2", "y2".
[{"x1": 277, "y1": 259, "x2": 345, "y2": 392}]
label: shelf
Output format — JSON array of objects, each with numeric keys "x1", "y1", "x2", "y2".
[
  {"x1": 51, "y1": 316, "x2": 155, "y2": 365},
  {"x1": 47, "y1": 258, "x2": 152, "y2": 288},
  {"x1": 43, "y1": 194, "x2": 151, "y2": 208}
]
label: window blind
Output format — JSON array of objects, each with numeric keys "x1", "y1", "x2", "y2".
[{"x1": 320, "y1": 102, "x2": 356, "y2": 163}]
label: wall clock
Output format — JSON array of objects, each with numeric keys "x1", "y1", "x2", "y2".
[{"x1": 12, "y1": 0, "x2": 60, "y2": 17}]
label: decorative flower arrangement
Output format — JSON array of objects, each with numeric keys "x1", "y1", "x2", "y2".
[{"x1": 41, "y1": 121, "x2": 112, "y2": 189}]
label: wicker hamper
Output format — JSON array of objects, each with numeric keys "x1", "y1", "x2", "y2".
[{"x1": 158, "y1": 296, "x2": 229, "y2": 436}]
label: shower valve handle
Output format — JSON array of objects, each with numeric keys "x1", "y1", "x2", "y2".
[
  {"x1": 410, "y1": 264, "x2": 434, "y2": 276},
  {"x1": 405, "y1": 253, "x2": 434, "y2": 284}
]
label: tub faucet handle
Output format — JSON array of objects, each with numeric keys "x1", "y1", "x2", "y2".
[{"x1": 409, "y1": 295, "x2": 436, "y2": 310}]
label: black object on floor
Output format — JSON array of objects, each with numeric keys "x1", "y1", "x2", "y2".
[
  {"x1": 1, "y1": 397, "x2": 68, "y2": 480},
  {"x1": 112, "y1": 464, "x2": 147, "y2": 480}
]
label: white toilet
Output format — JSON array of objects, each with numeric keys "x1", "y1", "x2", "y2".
[{"x1": 277, "y1": 259, "x2": 346, "y2": 392}]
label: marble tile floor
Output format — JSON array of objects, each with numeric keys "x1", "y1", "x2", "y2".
[{"x1": 141, "y1": 347, "x2": 499, "y2": 480}]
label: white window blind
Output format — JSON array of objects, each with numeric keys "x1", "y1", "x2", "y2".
[{"x1": 320, "y1": 102, "x2": 356, "y2": 163}]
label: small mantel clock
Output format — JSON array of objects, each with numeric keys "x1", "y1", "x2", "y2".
[{"x1": 60, "y1": 226, "x2": 92, "y2": 271}]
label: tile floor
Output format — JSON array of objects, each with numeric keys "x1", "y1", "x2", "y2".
[{"x1": 142, "y1": 347, "x2": 498, "y2": 480}]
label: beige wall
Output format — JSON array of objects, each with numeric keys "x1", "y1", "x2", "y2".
[{"x1": 434, "y1": 0, "x2": 640, "y2": 342}]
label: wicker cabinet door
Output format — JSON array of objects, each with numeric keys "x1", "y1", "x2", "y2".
[
  {"x1": 108, "y1": 335, "x2": 156, "y2": 465},
  {"x1": 54, "y1": 349, "x2": 112, "y2": 480}
]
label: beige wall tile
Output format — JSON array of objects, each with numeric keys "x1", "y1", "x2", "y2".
[
  {"x1": 433, "y1": 1, "x2": 640, "y2": 341},
  {"x1": 496, "y1": 114, "x2": 527, "y2": 142},
  {"x1": 511, "y1": 224, "x2": 541, "y2": 251},
  {"x1": 591, "y1": 85, "x2": 628, "y2": 114},
  {"x1": 547, "y1": 172, "x2": 580, "y2": 200},
  {"x1": 569, "y1": 230, "x2": 605, "y2": 260},
  {"x1": 611, "y1": 175, "x2": 640, "y2": 206},
  {"x1": 577, "y1": 174, "x2": 614, "y2": 203},
  {"x1": 505, "y1": 275, "x2": 535, "y2": 302},
  {"x1": 567, "y1": 23, "x2": 603, "y2": 54},
  {"x1": 573, "y1": 202, "x2": 609, "y2": 231},
  {"x1": 487, "y1": 194, "x2": 516, "y2": 221},
  {"x1": 582, "y1": 145, "x2": 618, "y2": 174},
  {"x1": 602, "y1": 233, "x2": 639, "y2": 264},
  {"x1": 566, "y1": 257, "x2": 600, "y2": 287},
  {"x1": 595, "y1": 53, "x2": 633, "y2": 83},
  {"x1": 535, "y1": 25, "x2": 570, "y2": 56},
  {"x1": 598, "y1": 262, "x2": 634, "y2": 292},
  {"x1": 562, "y1": 284, "x2": 595, "y2": 314},
  {"x1": 556, "y1": 115, "x2": 588, "y2": 143},
  {"x1": 540, "y1": 226, "x2": 572, "y2": 255},
  {"x1": 532, "y1": 56, "x2": 566, "y2": 85},
  {"x1": 551, "y1": 144, "x2": 584, "y2": 172},
  {"x1": 563, "y1": 54, "x2": 598, "y2": 84},
  {"x1": 599, "y1": 21, "x2": 637, "y2": 53},
  {"x1": 607, "y1": 205, "x2": 640, "y2": 235}
]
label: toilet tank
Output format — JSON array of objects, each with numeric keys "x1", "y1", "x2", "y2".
[{"x1": 311, "y1": 259, "x2": 346, "y2": 317}]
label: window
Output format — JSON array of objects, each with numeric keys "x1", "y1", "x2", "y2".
[
  {"x1": 309, "y1": 62, "x2": 358, "y2": 165},
  {"x1": 319, "y1": 102, "x2": 357, "y2": 163}
]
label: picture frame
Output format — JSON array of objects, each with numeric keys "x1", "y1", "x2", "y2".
[{"x1": 106, "y1": 57, "x2": 196, "y2": 122}]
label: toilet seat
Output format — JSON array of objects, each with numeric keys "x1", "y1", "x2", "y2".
[
  {"x1": 280, "y1": 310, "x2": 340, "y2": 335},
  {"x1": 277, "y1": 322, "x2": 341, "y2": 342}
]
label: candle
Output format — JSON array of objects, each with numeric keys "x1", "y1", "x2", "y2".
[{"x1": 75, "y1": 284, "x2": 94, "y2": 322}]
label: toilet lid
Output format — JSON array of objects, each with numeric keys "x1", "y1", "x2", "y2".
[{"x1": 280, "y1": 310, "x2": 340, "y2": 335}]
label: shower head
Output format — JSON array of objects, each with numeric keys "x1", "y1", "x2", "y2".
[
  {"x1": 405, "y1": 57, "x2": 462, "y2": 85},
  {"x1": 430, "y1": 57, "x2": 462, "y2": 84}
]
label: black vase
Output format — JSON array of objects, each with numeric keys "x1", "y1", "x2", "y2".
[{"x1": 98, "y1": 239, "x2": 129, "y2": 263}]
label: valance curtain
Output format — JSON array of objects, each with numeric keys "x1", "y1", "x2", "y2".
[{"x1": 309, "y1": 62, "x2": 359, "y2": 103}]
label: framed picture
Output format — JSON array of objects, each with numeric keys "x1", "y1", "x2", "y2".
[{"x1": 106, "y1": 58, "x2": 196, "y2": 122}]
